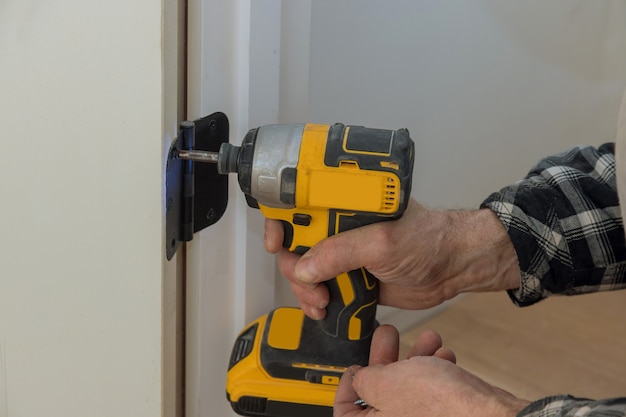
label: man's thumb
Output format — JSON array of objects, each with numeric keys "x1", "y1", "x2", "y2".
[{"x1": 293, "y1": 230, "x2": 367, "y2": 284}]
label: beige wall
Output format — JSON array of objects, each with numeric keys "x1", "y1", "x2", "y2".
[{"x1": 0, "y1": 1, "x2": 170, "y2": 416}]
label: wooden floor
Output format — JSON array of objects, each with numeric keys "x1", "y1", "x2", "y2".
[{"x1": 399, "y1": 290, "x2": 626, "y2": 401}]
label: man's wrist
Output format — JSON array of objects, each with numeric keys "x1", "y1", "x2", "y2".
[{"x1": 442, "y1": 208, "x2": 521, "y2": 296}]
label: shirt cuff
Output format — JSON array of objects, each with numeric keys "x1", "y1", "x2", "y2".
[{"x1": 517, "y1": 395, "x2": 626, "y2": 416}]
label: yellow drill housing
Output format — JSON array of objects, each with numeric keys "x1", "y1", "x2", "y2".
[{"x1": 226, "y1": 122, "x2": 414, "y2": 417}]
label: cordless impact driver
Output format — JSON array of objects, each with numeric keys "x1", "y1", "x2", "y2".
[{"x1": 180, "y1": 122, "x2": 414, "y2": 417}]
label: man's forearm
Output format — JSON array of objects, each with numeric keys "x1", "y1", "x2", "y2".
[{"x1": 481, "y1": 143, "x2": 625, "y2": 306}]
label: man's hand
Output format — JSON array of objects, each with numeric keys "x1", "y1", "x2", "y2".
[
  {"x1": 265, "y1": 199, "x2": 521, "y2": 319},
  {"x1": 337, "y1": 326, "x2": 529, "y2": 417}
]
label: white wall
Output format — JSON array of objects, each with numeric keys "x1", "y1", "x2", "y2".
[
  {"x1": 308, "y1": 0, "x2": 626, "y2": 206},
  {"x1": 0, "y1": 1, "x2": 174, "y2": 416},
  {"x1": 279, "y1": 1, "x2": 626, "y2": 324}
]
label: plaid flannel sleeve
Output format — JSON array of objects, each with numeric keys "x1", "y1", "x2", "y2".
[
  {"x1": 517, "y1": 395, "x2": 626, "y2": 417},
  {"x1": 481, "y1": 143, "x2": 626, "y2": 307}
]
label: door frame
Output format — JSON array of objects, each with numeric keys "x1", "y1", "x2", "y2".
[{"x1": 185, "y1": 1, "x2": 282, "y2": 416}]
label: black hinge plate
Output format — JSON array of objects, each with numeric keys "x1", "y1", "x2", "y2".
[{"x1": 165, "y1": 112, "x2": 229, "y2": 260}]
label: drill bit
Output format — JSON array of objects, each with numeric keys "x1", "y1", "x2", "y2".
[
  {"x1": 177, "y1": 149, "x2": 219, "y2": 163},
  {"x1": 177, "y1": 143, "x2": 240, "y2": 175}
]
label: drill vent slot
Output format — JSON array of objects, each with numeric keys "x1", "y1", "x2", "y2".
[
  {"x1": 383, "y1": 176, "x2": 399, "y2": 210},
  {"x1": 232, "y1": 339, "x2": 251, "y2": 363},
  {"x1": 236, "y1": 396, "x2": 267, "y2": 414},
  {"x1": 228, "y1": 324, "x2": 258, "y2": 369}
]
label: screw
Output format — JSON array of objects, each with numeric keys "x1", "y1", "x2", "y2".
[{"x1": 354, "y1": 399, "x2": 368, "y2": 407}]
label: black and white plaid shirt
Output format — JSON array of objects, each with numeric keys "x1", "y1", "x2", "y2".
[{"x1": 482, "y1": 143, "x2": 626, "y2": 416}]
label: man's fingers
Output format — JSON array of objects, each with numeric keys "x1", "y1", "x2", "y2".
[
  {"x1": 334, "y1": 366, "x2": 364, "y2": 417},
  {"x1": 276, "y1": 247, "x2": 330, "y2": 320},
  {"x1": 406, "y1": 329, "x2": 444, "y2": 358},
  {"x1": 434, "y1": 347, "x2": 457, "y2": 364},
  {"x1": 264, "y1": 219, "x2": 285, "y2": 254},
  {"x1": 351, "y1": 364, "x2": 388, "y2": 410},
  {"x1": 334, "y1": 326, "x2": 398, "y2": 415},
  {"x1": 276, "y1": 248, "x2": 299, "y2": 277},
  {"x1": 406, "y1": 330, "x2": 457, "y2": 363},
  {"x1": 369, "y1": 325, "x2": 399, "y2": 366}
]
